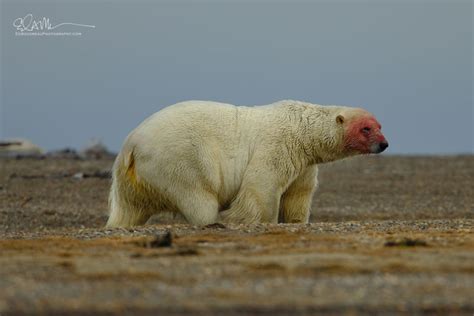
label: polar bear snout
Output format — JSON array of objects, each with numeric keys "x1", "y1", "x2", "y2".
[
  {"x1": 379, "y1": 141, "x2": 389, "y2": 152},
  {"x1": 372, "y1": 141, "x2": 389, "y2": 154}
]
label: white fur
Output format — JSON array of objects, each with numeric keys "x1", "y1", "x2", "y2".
[{"x1": 106, "y1": 100, "x2": 358, "y2": 227}]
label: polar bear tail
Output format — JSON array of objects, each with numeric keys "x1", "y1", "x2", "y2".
[{"x1": 106, "y1": 149, "x2": 153, "y2": 228}]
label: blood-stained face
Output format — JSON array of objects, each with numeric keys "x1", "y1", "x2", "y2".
[{"x1": 339, "y1": 112, "x2": 388, "y2": 154}]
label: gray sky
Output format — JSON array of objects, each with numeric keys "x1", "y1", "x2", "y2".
[{"x1": 1, "y1": 0, "x2": 473, "y2": 154}]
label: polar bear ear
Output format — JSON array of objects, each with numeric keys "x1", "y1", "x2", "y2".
[{"x1": 336, "y1": 115, "x2": 345, "y2": 124}]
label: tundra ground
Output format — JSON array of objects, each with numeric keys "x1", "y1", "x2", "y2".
[{"x1": 0, "y1": 155, "x2": 472, "y2": 315}]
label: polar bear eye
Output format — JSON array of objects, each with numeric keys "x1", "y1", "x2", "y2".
[{"x1": 361, "y1": 127, "x2": 371, "y2": 133}]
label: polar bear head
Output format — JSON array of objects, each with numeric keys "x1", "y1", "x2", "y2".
[{"x1": 336, "y1": 108, "x2": 388, "y2": 155}]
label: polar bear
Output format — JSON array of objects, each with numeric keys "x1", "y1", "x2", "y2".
[{"x1": 106, "y1": 100, "x2": 388, "y2": 227}]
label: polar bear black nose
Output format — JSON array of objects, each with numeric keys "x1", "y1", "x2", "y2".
[{"x1": 379, "y1": 141, "x2": 389, "y2": 152}]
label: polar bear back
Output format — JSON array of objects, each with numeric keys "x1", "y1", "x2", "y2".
[{"x1": 126, "y1": 100, "x2": 262, "y2": 165}]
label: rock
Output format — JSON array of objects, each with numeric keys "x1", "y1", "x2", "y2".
[
  {"x1": 0, "y1": 138, "x2": 44, "y2": 158},
  {"x1": 46, "y1": 148, "x2": 81, "y2": 159},
  {"x1": 71, "y1": 170, "x2": 111, "y2": 180},
  {"x1": 203, "y1": 223, "x2": 227, "y2": 229},
  {"x1": 384, "y1": 237, "x2": 428, "y2": 247},
  {"x1": 79, "y1": 139, "x2": 115, "y2": 159},
  {"x1": 72, "y1": 172, "x2": 85, "y2": 179},
  {"x1": 148, "y1": 231, "x2": 173, "y2": 248}
]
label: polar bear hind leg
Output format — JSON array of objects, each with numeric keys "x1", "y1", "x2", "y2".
[
  {"x1": 106, "y1": 151, "x2": 159, "y2": 228},
  {"x1": 108, "y1": 149, "x2": 220, "y2": 227},
  {"x1": 107, "y1": 184, "x2": 153, "y2": 227},
  {"x1": 173, "y1": 187, "x2": 219, "y2": 226}
]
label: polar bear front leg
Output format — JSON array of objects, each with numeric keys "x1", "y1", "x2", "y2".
[
  {"x1": 220, "y1": 168, "x2": 283, "y2": 224},
  {"x1": 280, "y1": 165, "x2": 318, "y2": 223}
]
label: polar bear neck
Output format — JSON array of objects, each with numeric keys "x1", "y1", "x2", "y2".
[{"x1": 271, "y1": 101, "x2": 346, "y2": 165}]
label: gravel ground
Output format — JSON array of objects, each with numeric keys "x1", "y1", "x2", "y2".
[{"x1": 0, "y1": 155, "x2": 473, "y2": 315}]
